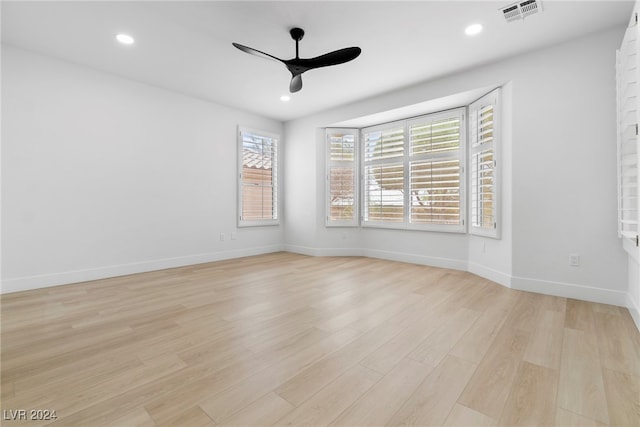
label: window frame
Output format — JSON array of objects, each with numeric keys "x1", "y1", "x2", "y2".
[
  {"x1": 468, "y1": 89, "x2": 501, "y2": 239},
  {"x1": 361, "y1": 109, "x2": 467, "y2": 233},
  {"x1": 237, "y1": 126, "x2": 280, "y2": 227},
  {"x1": 326, "y1": 128, "x2": 359, "y2": 227}
]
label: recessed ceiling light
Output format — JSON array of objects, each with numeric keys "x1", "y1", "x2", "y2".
[
  {"x1": 116, "y1": 33, "x2": 135, "y2": 45},
  {"x1": 465, "y1": 24, "x2": 483, "y2": 36},
  {"x1": 280, "y1": 95, "x2": 291, "y2": 102}
]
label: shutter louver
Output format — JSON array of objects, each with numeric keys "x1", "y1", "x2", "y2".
[
  {"x1": 411, "y1": 117, "x2": 460, "y2": 155},
  {"x1": 330, "y1": 133, "x2": 355, "y2": 162},
  {"x1": 410, "y1": 159, "x2": 461, "y2": 225},
  {"x1": 365, "y1": 163, "x2": 404, "y2": 222},
  {"x1": 471, "y1": 150, "x2": 494, "y2": 228},
  {"x1": 365, "y1": 127, "x2": 404, "y2": 161},
  {"x1": 329, "y1": 167, "x2": 355, "y2": 220}
]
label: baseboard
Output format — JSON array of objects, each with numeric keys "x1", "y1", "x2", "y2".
[
  {"x1": 285, "y1": 250, "x2": 632, "y2": 313},
  {"x1": 363, "y1": 248, "x2": 467, "y2": 271},
  {"x1": 467, "y1": 262, "x2": 512, "y2": 288},
  {"x1": 1, "y1": 244, "x2": 285, "y2": 294},
  {"x1": 627, "y1": 293, "x2": 640, "y2": 333},
  {"x1": 511, "y1": 275, "x2": 628, "y2": 307},
  {"x1": 283, "y1": 244, "x2": 363, "y2": 257},
  {"x1": 284, "y1": 248, "x2": 628, "y2": 310},
  {"x1": 285, "y1": 245, "x2": 467, "y2": 271}
]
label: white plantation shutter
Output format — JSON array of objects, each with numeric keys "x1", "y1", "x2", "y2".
[
  {"x1": 238, "y1": 127, "x2": 279, "y2": 226},
  {"x1": 410, "y1": 159, "x2": 461, "y2": 225},
  {"x1": 364, "y1": 126, "x2": 404, "y2": 161},
  {"x1": 408, "y1": 110, "x2": 464, "y2": 231},
  {"x1": 365, "y1": 163, "x2": 405, "y2": 223},
  {"x1": 362, "y1": 121, "x2": 406, "y2": 226},
  {"x1": 616, "y1": 15, "x2": 640, "y2": 252},
  {"x1": 469, "y1": 89, "x2": 500, "y2": 238},
  {"x1": 326, "y1": 129, "x2": 358, "y2": 226},
  {"x1": 362, "y1": 111, "x2": 465, "y2": 231},
  {"x1": 470, "y1": 149, "x2": 494, "y2": 227},
  {"x1": 410, "y1": 116, "x2": 461, "y2": 155}
]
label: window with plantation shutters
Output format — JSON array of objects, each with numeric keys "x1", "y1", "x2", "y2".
[
  {"x1": 365, "y1": 163, "x2": 405, "y2": 223},
  {"x1": 363, "y1": 122, "x2": 406, "y2": 225},
  {"x1": 410, "y1": 159, "x2": 461, "y2": 225},
  {"x1": 238, "y1": 127, "x2": 279, "y2": 227},
  {"x1": 326, "y1": 129, "x2": 358, "y2": 226},
  {"x1": 361, "y1": 110, "x2": 465, "y2": 232},
  {"x1": 408, "y1": 111, "x2": 464, "y2": 230},
  {"x1": 469, "y1": 89, "x2": 501, "y2": 238},
  {"x1": 616, "y1": 14, "x2": 639, "y2": 253}
]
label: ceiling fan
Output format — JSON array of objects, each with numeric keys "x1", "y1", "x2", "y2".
[{"x1": 232, "y1": 27, "x2": 361, "y2": 93}]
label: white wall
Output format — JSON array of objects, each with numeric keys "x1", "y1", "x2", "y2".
[
  {"x1": 285, "y1": 26, "x2": 629, "y2": 306},
  {"x1": 508, "y1": 29, "x2": 626, "y2": 305},
  {"x1": 629, "y1": 257, "x2": 640, "y2": 329},
  {"x1": 1, "y1": 45, "x2": 284, "y2": 293}
]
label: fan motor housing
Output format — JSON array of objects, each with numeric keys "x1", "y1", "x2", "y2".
[{"x1": 290, "y1": 27, "x2": 305, "y2": 41}]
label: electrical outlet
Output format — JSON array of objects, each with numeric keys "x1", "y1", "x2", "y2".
[
  {"x1": 231, "y1": 231, "x2": 237, "y2": 240},
  {"x1": 569, "y1": 254, "x2": 580, "y2": 267},
  {"x1": 220, "y1": 232, "x2": 225, "y2": 242}
]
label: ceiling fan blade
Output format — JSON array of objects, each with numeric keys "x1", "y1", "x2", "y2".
[
  {"x1": 289, "y1": 74, "x2": 302, "y2": 93},
  {"x1": 232, "y1": 43, "x2": 283, "y2": 63},
  {"x1": 305, "y1": 47, "x2": 362, "y2": 69}
]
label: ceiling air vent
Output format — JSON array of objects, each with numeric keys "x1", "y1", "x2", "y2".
[
  {"x1": 500, "y1": 0, "x2": 543, "y2": 22},
  {"x1": 519, "y1": 0, "x2": 541, "y2": 18},
  {"x1": 502, "y1": 4, "x2": 522, "y2": 22}
]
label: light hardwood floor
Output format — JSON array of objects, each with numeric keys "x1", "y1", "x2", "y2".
[{"x1": 1, "y1": 252, "x2": 639, "y2": 426}]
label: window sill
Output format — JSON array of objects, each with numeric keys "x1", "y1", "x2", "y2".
[
  {"x1": 238, "y1": 220, "x2": 280, "y2": 228},
  {"x1": 361, "y1": 222, "x2": 466, "y2": 234}
]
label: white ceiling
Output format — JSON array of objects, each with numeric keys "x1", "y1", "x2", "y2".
[{"x1": 1, "y1": 1, "x2": 633, "y2": 122}]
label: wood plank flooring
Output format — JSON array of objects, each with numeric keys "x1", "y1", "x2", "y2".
[{"x1": 1, "y1": 252, "x2": 639, "y2": 426}]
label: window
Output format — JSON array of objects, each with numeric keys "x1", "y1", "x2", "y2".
[
  {"x1": 409, "y1": 112, "x2": 464, "y2": 229},
  {"x1": 362, "y1": 109, "x2": 466, "y2": 232},
  {"x1": 616, "y1": 19, "x2": 639, "y2": 254},
  {"x1": 238, "y1": 127, "x2": 279, "y2": 226},
  {"x1": 324, "y1": 88, "x2": 503, "y2": 237},
  {"x1": 469, "y1": 89, "x2": 501, "y2": 238},
  {"x1": 363, "y1": 122, "x2": 405, "y2": 225},
  {"x1": 326, "y1": 129, "x2": 358, "y2": 226}
]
